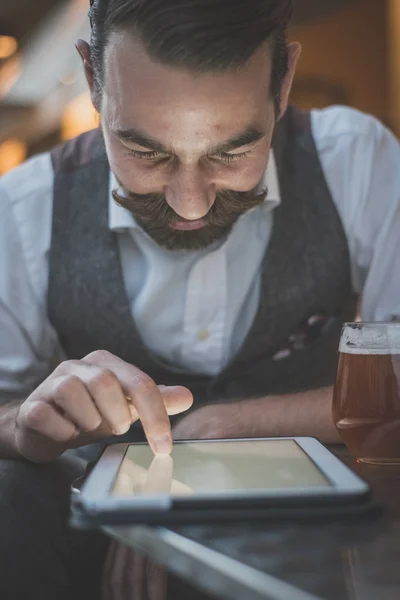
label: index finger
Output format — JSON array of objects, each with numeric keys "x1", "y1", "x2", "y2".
[
  {"x1": 125, "y1": 373, "x2": 173, "y2": 455},
  {"x1": 84, "y1": 351, "x2": 173, "y2": 454}
]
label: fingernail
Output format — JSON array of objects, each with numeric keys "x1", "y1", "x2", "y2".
[
  {"x1": 113, "y1": 422, "x2": 131, "y2": 436},
  {"x1": 152, "y1": 434, "x2": 172, "y2": 455}
]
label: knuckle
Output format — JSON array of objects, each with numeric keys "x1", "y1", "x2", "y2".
[
  {"x1": 26, "y1": 401, "x2": 51, "y2": 430},
  {"x1": 85, "y1": 349, "x2": 113, "y2": 364},
  {"x1": 88, "y1": 367, "x2": 118, "y2": 394},
  {"x1": 54, "y1": 359, "x2": 79, "y2": 376},
  {"x1": 132, "y1": 373, "x2": 156, "y2": 396}
]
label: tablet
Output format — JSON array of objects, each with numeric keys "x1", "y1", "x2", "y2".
[{"x1": 71, "y1": 437, "x2": 372, "y2": 527}]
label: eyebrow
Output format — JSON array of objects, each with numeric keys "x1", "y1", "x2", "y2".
[
  {"x1": 113, "y1": 127, "x2": 169, "y2": 153},
  {"x1": 208, "y1": 128, "x2": 266, "y2": 155},
  {"x1": 113, "y1": 125, "x2": 265, "y2": 156}
]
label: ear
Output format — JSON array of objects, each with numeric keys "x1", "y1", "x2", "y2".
[
  {"x1": 75, "y1": 39, "x2": 101, "y2": 112},
  {"x1": 279, "y1": 42, "x2": 301, "y2": 119}
]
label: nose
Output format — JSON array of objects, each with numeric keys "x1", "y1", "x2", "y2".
[{"x1": 164, "y1": 165, "x2": 216, "y2": 220}]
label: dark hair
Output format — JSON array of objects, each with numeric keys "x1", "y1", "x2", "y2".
[{"x1": 89, "y1": 0, "x2": 292, "y2": 112}]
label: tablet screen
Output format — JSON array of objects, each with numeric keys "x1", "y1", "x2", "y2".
[{"x1": 112, "y1": 440, "x2": 331, "y2": 497}]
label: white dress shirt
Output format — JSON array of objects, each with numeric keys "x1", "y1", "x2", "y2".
[{"x1": 0, "y1": 106, "x2": 399, "y2": 401}]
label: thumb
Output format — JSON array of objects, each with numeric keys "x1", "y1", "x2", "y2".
[
  {"x1": 128, "y1": 385, "x2": 193, "y2": 422},
  {"x1": 159, "y1": 385, "x2": 193, "y2": 415}
]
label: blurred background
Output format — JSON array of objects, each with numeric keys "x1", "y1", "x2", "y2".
[{"x1": 0, "y1": 0, "x2": 398, "y2": 175}]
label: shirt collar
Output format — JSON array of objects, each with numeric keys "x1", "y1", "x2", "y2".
[{"x1": 108, "y1": 149, "x2": 281, "y2": 231}]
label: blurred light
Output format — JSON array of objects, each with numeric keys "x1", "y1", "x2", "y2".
[
  {"x1": 61, "y1": 92, "x2": 98, "y2": 140},
  {"x1": 0, "y1": 139, "x2": 26, "y2": 175},
  {"x1": 59, "y1": 71, "x2": 78, "y2": 86},
  {"x1": 0, "y1": 36, "x2": 18, "y2": 60},
  {"x1": 0, "y1": 56, "x2": 21, "y2": 98}
]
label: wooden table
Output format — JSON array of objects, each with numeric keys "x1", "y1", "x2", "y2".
[{"x1": 107, "y1": 447, "x2": 400, "y2": 600}]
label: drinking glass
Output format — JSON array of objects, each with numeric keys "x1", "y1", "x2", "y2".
[{"x1": 333, "y1": 322, "x2": 400, "y2": 465}]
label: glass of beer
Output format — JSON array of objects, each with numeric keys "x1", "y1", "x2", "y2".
[{"x1": 333, "y1": 322, "x2": 400, "y2": 465}]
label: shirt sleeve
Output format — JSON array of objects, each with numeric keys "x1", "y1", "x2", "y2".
[
  {"x1": 312, "y1": 106, "x2": 400, "y2": 321},
  {"x1": 0, "y1": 176, "x2": 58, "y2": 403}
]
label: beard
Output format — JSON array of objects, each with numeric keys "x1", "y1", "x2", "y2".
[{"x1": 112, "y1": 185, "x2": 267, "y2": 251}]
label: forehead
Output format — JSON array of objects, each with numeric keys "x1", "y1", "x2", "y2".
[{"x1": 103, "y1": 31, "x2": 273, "y2": 142}]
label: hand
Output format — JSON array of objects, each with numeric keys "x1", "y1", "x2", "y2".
[
  {"x1": 173, "y1": 402, "x2": 243, "y2": 441},
  {"x1": 14, "y1": 350, "x2": 193, "y2": 463}
]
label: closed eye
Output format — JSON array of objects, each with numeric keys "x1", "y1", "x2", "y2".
[
  {"x1": 125, "y1": 148, "x2": 252, "y2": 163},
  {"x1": 211, "y1": 150, "x2": 252, "y2": 163},
  {"x1": 126, "y1": 148, "x2": 169, "y2": 161}
]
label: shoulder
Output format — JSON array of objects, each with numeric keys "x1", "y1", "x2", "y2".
[
  {"x1": 310, "y1": 105, "x2": 390, "y2": 151},
  {"x1": 0, "y1": 152, "x2": 54, "y2": 281},
  {"x1": 308, "y1": 107, "x2": 400, "y2": 296},
  {"x1": 308, "y1": 105, "x2": 399, "y2": 243},
  {"x1": 0, "y1": 151, "x2": 54, "y2": 212},
  {"x1": 310, "y1": 105, "x2": 384, "y2": 137},
  {"x1": 309, "y1": 105, "x2": 399, "y2": 202}
]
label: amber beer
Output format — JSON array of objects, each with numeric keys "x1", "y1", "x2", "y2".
[{"x1": 333, "y1": 323, "x2": 400, "y2": 464}]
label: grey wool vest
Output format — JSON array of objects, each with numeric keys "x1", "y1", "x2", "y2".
[{"x1": 48, "y1": 107, "x2": 357, "y2": 411}]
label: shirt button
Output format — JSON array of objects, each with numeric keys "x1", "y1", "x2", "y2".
[{"x1": 198, "y1": 329, "x2": 210, "y2": 341}]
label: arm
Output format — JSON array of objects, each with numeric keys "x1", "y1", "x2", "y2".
[
  {"x1": 230, "y1": 386, "x2": 340, "y2": 442},
  {"x1": 0, "y1": 176, "x2": 57, "y2": 459},
  {"x1": 173, "y1": 386, "x2": 341, "y2": 443}
]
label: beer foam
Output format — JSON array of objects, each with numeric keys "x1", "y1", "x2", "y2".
[
  {"x1": 339, "y1": 324, "x2": 400, "y2": 354},
  {"x1": 340, "y1": 347, "x2": 400, "y2": 355}
]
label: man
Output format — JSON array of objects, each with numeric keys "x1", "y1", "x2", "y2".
[{"x1": 0, "y1": 0, "x2": 399, "y2": 598}]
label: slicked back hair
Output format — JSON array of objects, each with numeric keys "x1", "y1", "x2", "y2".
[{"x1": 89, "y1": 0, "x2": 292, "y2": 113}]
